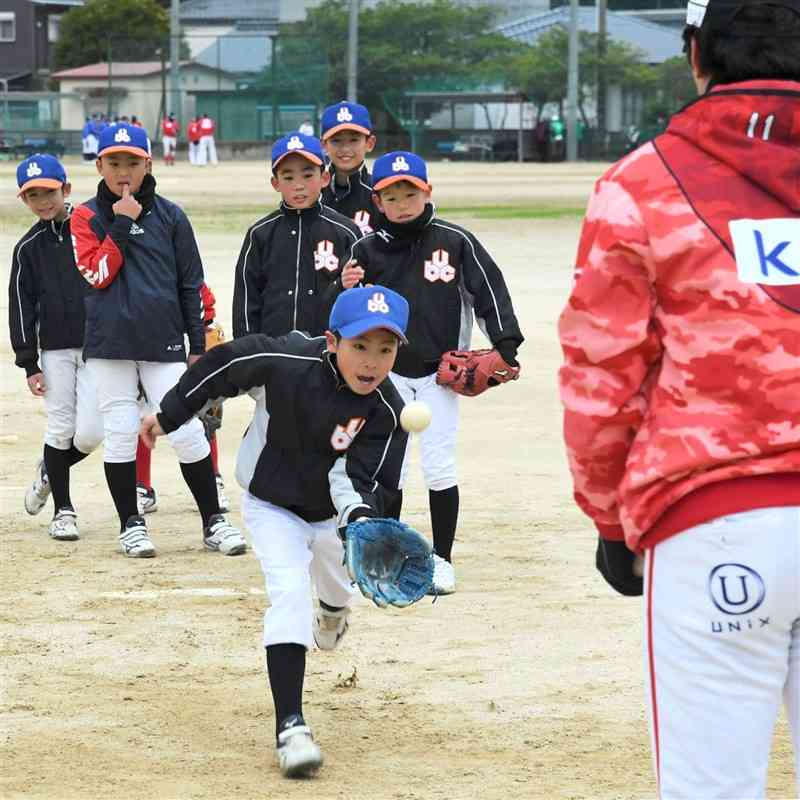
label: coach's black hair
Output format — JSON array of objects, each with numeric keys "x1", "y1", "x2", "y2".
[{"x1": 683, "y1": 2, "x2": 800, "y2": 84}]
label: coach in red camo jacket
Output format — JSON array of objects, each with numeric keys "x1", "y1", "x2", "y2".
[{"x1": 559, "y1": 1, "x2": 799, "y2": 797}]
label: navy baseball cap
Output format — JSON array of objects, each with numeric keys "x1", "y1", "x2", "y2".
[
  {"x1": 321, "y1": 101, "x2": 372, "y2": 140},
  {"x1": 372, "y1": 151, "x2": 430, "y2": 193},
  {"x1": 329, "y1": 285, "x2": 409, "y2": 344},
  {"x1": 97, "y1": 123, "x2": 151, "y2": 158},
  {"x1": 16, "y1": 153, "x2": 67, "y2": 196},
  {"x1": 271, "y1": 132, "x2": 324, "y2": 171}
]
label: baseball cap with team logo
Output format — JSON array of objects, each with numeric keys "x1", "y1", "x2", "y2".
[
  {"x1": 97, "y1": 122, "x2": 151, "y2": 158},
  {"x1": 329, "y1": 285, "x2": 409, "y2": 344},
  {"x1": 320, "y1": 101, "x2": 372, "y2": 140},
  {"x1": 271, "y1": 132, "x2": 325, "y2": 171},
  {"x1": 371, "y1": 151, "x2": 430, "y2": 193},
  {"x1": 16, "y1": 153, "x2": 67, "y2": 196}
]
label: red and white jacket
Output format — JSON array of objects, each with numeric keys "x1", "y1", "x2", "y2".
[{"x1": 559, "y1": 80, "x2": 800, "y2": 552}]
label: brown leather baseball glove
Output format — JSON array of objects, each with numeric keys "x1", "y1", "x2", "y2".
[
  {"x1": 436, "y1": 349, "x2": 521, "y2": 397},
  {"x1": 205, "y1": 320, "x2": 225, "y2": 351}
]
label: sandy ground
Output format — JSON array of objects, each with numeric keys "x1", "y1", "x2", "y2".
[{"x1": 0, "y1": 159, "x2": 795, "y2": 800}]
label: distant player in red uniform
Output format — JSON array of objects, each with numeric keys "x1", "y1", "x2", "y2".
[{"x1": 161, "y1": 113, "x2": 179, "y2": 166}]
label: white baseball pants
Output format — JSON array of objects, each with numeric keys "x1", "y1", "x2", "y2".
[
  {"x1": 644, "y1": 505, "x2": 800, "y2": 800},
  {"x1": 241, "y1": 492, "x2": 355, "y2": 650},
  {"x1": 162, "y1": 135, "x2": 176, "y2": 158},
  {"x1": 188, "y1": 141, "x2": 198, "y2": 165},
  {"x1": 41, "y1": 348, "x2": 103, "y2": 454},
  {"x1": 196, "y1": 135, "x2": 217, "y2": 166},
  {"x1": 389, "y1": 372, "x2": 459, "y2": 491},
  {"x1": 87, "y1": 359, "x2": 209, "y2": 464}
]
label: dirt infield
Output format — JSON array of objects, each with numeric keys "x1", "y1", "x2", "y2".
[{"x1": 0, "y1": 159, "x2": 794, "y2": 800}]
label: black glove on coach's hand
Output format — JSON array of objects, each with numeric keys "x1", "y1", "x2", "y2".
[{"x1": 596, "y1": 537, "x2": 643, "y2": 597}]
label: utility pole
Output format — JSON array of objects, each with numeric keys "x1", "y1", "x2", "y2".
[
  {"x1": 566, "y1": 0, "x2": 579, "y2": 161},
  {"x1": 346, "y1": 0, "x2": 359, "y2": 102},
  {"x1": 169, "y1": 0, "x2": 181, "y2": 122},
  {"x1": 596, "y1": 0, "x2": 607, "y2": 137}
]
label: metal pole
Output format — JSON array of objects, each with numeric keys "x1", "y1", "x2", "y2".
[
  {"x1": 271, "y1": 35, "x2": 277, "y2": 138},
  {"x1": 596, "y1": 0, "x2": 607, "y2": 137},
  {"x1": 346, "y1": 0, "x2": 359, "y2": 101},
  {"x1": 566, "y1": 0, "x2": 579, "y2": 162},
  {"x1": 169, "y1": 0, "x2": 181, "y2": 122},
  {"x1": 517, "y1": 96, "x2": 524, "y2": 162},
  {"x1": 107, "y1": 36, "x2": 113, "y2": 119}
]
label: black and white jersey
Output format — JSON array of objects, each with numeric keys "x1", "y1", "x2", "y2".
[
  {"x1": 321, "y1": 162, "x2": 379, "y2": 236},
  {"x1": 349, "y1": 213, "x2": 524, "y2": 378},
  {"x1": 232, "y1": 200, "x2": 360, "y2": 339},
  {"x1": 157, "y1": 330, "x2": 407, "y2": 526},
  {"x1": 8, "y1": 211, "x2": 93, "y2": 376}
]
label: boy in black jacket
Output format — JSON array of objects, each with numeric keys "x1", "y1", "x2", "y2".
[
  {"x1": 232, "y1": 132, "x2": 360, "y2": 340},
  {"x1": 340, "y1": 151, "x2": 524, "y2": 594},
  {"x1": 71, "y1": 123, "x2": 246, "y2": 558},
  {"x1": 141, "y1": 285, "x2": 409, "y2": 779},
  {"x1": 320, "y1": 101, "x2": 378, "y2": 235},
  {"x1": 9, "y1": 154, "x2": 103, "y2": 540}
]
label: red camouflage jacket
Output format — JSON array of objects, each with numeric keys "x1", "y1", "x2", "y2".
[{"x1": 559, "y1": 80, "x2": 800, "y2": 551}]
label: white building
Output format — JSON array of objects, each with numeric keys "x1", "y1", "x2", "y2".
[{"x1": 50, "y1": 61, "x2": 236, "y2": 133}]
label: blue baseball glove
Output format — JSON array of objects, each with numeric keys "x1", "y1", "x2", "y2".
[{"x1": 343, "y1": 518, "x2": 434, "y2": 608}]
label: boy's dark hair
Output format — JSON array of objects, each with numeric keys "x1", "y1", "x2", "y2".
[{"x1": 683, "y1": 2, "x2": 800, "y2": 84}]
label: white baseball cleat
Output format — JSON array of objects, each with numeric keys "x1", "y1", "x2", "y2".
[
  {"x1": 215, "y1": 475, "x2": 230, "y2": 513},
  {"x1": 428, "y1": 554, "x2": 456, "y2": 595},
  {"x1": 276, "y1": 716, "x2": 323, "y2": 778},
  {"x1": 136, "y1": 483, "x2": 158, "y2": 515},
  {"x1": 203, "y1": 514, "x2": 247, "y2": 556},
  {"x1": 313, "y1": 606, "x2": 350, "y2": 651},
  {"x1": 49, "y1": 508, "x2": 80, "y2": 541},
  {"x1": 119, "y1": 515, "x2": 156, "y2": 558},
  {"x1": 25, "y1": 459, "x2": 51, "y2": 515}
]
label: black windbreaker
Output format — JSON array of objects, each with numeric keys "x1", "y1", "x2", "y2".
[
  {"x1": 321, "y1": 162, "x2": 379, "y2": 235},
  {"x1": 348, "y1": 210, "x2": 524, "y2": 377},
  {"x1": 232, "y1": 200, "x2": 361, "y2": 339},
  {"x1": 8, "y1": 208, "x2": 93, "y2": 376},
  {"x1": 157, "y1": 331, "x2": 407, "y2": 525}
]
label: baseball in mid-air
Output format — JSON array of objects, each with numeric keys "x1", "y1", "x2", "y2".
[{"x1": 400, "y1": 401, "x2": 432, "y2": 433}]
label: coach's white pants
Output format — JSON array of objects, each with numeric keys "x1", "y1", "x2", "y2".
[
  {"x1": 41, "y1": 349, "x2": 103, "y2": 454},
  {"x1": 87, "y1": 359, "x2": 209, "y2": 464},
  {"x1": 241, "y1": 492, "x2": 355, "y2": 650},
  {"x1": 389, "y1": 372, "x2": 459, "y2": 491},
  {"x1": 196, "y1": 135, "x2": 217, "y2": 166},
  {"x1": 644, "y1": 506, "x2": 800, "y2": 800}
]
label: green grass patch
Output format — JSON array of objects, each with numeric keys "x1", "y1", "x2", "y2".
[{"x1": 439, "y1": 204, "x2": 584, "y2": 220}]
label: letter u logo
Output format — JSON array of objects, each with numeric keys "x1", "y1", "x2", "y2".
[{"x1": 708, "y1": 563, "x2": 765, "y2": 616}]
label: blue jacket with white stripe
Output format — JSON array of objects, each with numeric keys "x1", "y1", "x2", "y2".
[{"x1": 157, "y1": 331, "x2": 407, "y2": 525}]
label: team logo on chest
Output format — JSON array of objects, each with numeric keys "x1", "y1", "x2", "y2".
[
  {"x1": 354, "y1": 210, "x2": 373, "y2": 235},
  {"x1": 424, "y1": 249, "x2": 455, "y2": 283},
  {"x1": 314, "y1": 240, "x2": 339, "y2": 272},
  {"x1": 331, "y1": 417, "x2": 365, "y2": 451}
]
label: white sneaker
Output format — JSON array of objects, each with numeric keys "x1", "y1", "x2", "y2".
[
  {"x1": 313, "y1": 606, "x2": 350, "y2": 651},
  {"x1": 203, "y1": 514, "x2": 247, "y2": 556},
  {"x1": 276, "y1": 717, "x2": 323, "y2": 778},
  {"x1": 119, "y1": 515, "x2": 156, "y2": 558},
  {"x1": 429, "y1": 554, "x2": 456, "y2": 595},
  {"x1": 49, "y1": 508, "x2": 79, "y2": 541},
  {"x1": 215, "y1": 475, "x2": 230, "y2": 513},
  {"x1": 25, "y1": 459, "x2": 51, "y2": 515},
  {"x1": 136, "y1": 483, "x2": 158, "y2": 515}
]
